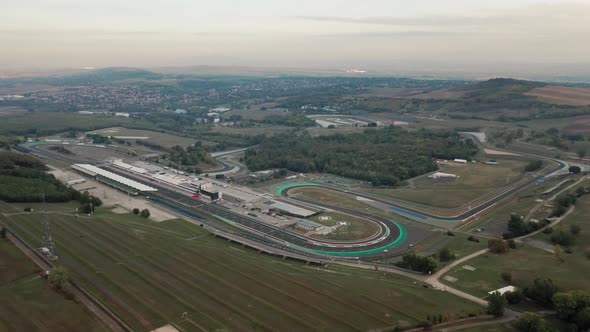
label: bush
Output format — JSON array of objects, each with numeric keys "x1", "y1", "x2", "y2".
[
  {"x1": 551, "y1": 231, "x2": 575, "y2": 246},
  {"x1": 48, "y1": 266, "x2": 69, "y2": 290},
  {"x1": 501, "y1": 272, "x2": 513, "y2": 282},
  {"x1": 0, "y1": 227, "x2": 6, "y2": 239},
  {"x1": 570, "y1": 225, "x2": 581, "y2": 235},
  {"x1": 396, "y1": 253, "x2": 438, "y2": 274},
  {"x1": 505, "y1": 290, "x2": 525, "y2": 304},
  {"x1": 524, "y1": 160, "x2": 543, "y2": 172},
  {"x1": 508, "y1": 239, "x2": 517, "y2": 249},
  {"x1": 132, "y1": 208, "x2": 140, "y2": 215},
  {"x1": 543, "y1": 227, "x2": 554, "y2": 234},
  {"x1": 140, "y1": 209, "x2": 150, "y2": 218},
  {"x1": 446, "y1": 231, "x2": 455, "y2": 236},
  {"x1": 467, "y1": 235, "x2": 480, "y2": 243},
  {"x1": 512, "y1": 312, "x2": 550, "y2": 332},
  {"x1": 438, "y1": 247, "x2": 455, "y2": 262}
]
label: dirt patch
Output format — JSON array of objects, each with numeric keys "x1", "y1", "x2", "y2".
[
  {"x1": 483, "y1": 148, "x2": 519, "y2": 156},
  {"x1": 526, "y1": 86, "x2": 590, "y2": 106}
]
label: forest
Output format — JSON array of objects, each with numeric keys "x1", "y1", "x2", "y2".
[
  {"x1": 0, "y1": 151, "x2": 80, "y2": 202},
  {"x1": 244, "y1": 127, "x2": 478, "y2": 186}
]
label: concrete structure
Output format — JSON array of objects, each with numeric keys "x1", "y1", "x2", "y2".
[
  {"x1": 265, "y1": 200, "x2": 318, "y2": 218},
  {"x1": 488, "y1": 285, "x2": 516, "y2": 296},
  {"x1": 428, "y1": 172, "x2": 458, "y2": 179},
  {"x1": 72, "y1": 164, "x2": 157, "y2": 195},
  {"x1": 295, "y1": 220, "x2": 324, "y2": 231}
]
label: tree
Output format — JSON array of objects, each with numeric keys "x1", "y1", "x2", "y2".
[
  {"x1": 488, "y1": 239, "x2": 509, "y2": 254},
  {"x1": 487, "y1": 292, "x2": 507, "y2": 317},
  {"x1": 508, "y1": 239, "x2": 517, "y2": 249},
  {"x1": 553, "y1": 291, "x2": 590, "y2": 321},
  {"x1": 438, "y1": 247, "x2": 454, "y2": 262},
  {"x1": 48, "y1": 266, "x2": 69, "y2": 290},
  {"x1": 570, "y1": 166, "x2": 582, "y2": 174},
  {"x1": 512, "y1": 312, "x2": 550, "y2": 332},
  {"x1": 132, "y1": 208, "x2": 140, "y2": 215},
  {"x1": 140, "y1": 209, "x2": 151, "y2": 218},
  {"x1": 576, "y1": 147, "x2": 587, "y2": 159},
  {"x1": 501, "y1": 272, "x2": 513, "y2": 282},
  {"x1": 0, "y1": 227, "x2": 6, "y2": 239},
  {"x1": 524, "y1": 278, "x2": 559, "y2": 307},
  {"x1": 575, "y1": 307, "x2": 590, "y2": 331}
]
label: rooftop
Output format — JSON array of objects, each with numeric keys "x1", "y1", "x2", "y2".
[
  {"x1": 265, "y1": 200, "x2": 317, "y2": 217},
  {"x1": 73, "y1": 164, "x2": 157, "y2": 192}
]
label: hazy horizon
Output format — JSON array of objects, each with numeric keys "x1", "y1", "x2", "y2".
[{"x1": 2, "y1": 0, "x2": 590, "y2": 80}]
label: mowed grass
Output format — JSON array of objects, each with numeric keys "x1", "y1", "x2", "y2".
[
  {"x1": 0, "y1": 237, "x2": 109, "y2": 332},
  {"x1": 210, "y1": 125, "x2": 293, "y2": 136},
  {"x1": 290, "y1": 187, "x2": 390, "y2": 217},
  {"x1": 441, "y1": 245, "x2": 590, "y2": 299},
  {"x1": 364, "y1": 159, "x2": 529, "y2": 209},
  {"x1": 2, "y1": 207, "x2": 481, "y2": 331},
  {"x1": 308, "y1": 212, "x2": 381, "y2": 241}
]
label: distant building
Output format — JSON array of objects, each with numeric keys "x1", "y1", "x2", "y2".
[
  {"x1": 174, "y1": 109, "x2": 187, "y2": 114},
  {"x1": 114, "y1": 112, "x2": 130, "y2": 118},
  {"x1": 454, "y1": 159, "x2": 467, "y2": 164},
  {"x1": 485, "y1": 160, "x2": 499, "y2": 165},
  {"x1": 265, "y1": 200, "x2": 318, "y2": 218}
]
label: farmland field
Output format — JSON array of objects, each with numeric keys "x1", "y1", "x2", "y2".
[
  {"x1": 0, "y1": 203, "x2": 480, "y2": 331},
  {"x1": 0, "y1": 233, "x2": 108, "y2": 332},
  {"x1": 525, "y1": 85, "x2": 590, "y2": 106}
]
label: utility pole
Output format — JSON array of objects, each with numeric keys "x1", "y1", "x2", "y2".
[{"x1": 41, "y1": 194, "x2": 58, "y2": 260}]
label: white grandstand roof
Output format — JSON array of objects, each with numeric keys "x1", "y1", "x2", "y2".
[{"x1": 73, "y1": 164, "x2": 157, "y2": 192}]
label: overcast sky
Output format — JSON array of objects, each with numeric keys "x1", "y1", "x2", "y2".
[{"x1": 1, "y1": 0, "x2": 589, "y2": 77}]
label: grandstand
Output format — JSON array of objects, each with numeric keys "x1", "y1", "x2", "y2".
[{"x1": 72, "y1": 164, "x2": 157, "y2": 195}]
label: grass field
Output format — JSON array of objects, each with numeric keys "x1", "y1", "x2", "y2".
[
  {"x1": 0, "y1": 236, "x2": 108, "y2": 332},
  {"x1": 440, "y1": 245, "x2": 590, "y2": 299},
  {"x1": 290, "y1": 187, "x2": 390, "y2": 217},
  {"x1": 308, "y1": 212, "x2": 381, "y2": 241},
  {"x1": 363, "y1": 159, "x2": 529, "y2": 209},
  {"x1": 0, "y1": 202, "x2": 481, "y2": 331},
  {"x1": 89, "y1": 127, "x2": 201, "y2": 147},
  {"x1": 0, "y1": 112, "x2": 154, "y2": 136},
  {"x1": 210, "y1": 125, "x2": 293, "y2": 136}
]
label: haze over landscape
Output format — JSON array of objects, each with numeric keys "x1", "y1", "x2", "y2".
[
  {"x1": 2, "y1": 1, "x2": 590, "y2": 332},
  {"x1": 2, "y1": 0, "x2": 590, "y2": 80}
]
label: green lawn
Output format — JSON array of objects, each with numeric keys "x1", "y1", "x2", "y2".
[
  {"x1": 364, "y1": 159, "x2": 530, "y2": 209},
  {"x1": 1, "y1": 206, "x2": 481, "y2": 331},
  {"x1": 441, "y1": 245, "x2": 590, "y2": 298},
  {"x1": 0, "y1": 239, "x2": 108, "y2": 332},
  {"x1": 308, "y1": 212, "x2": 381, "y2": 241}
]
